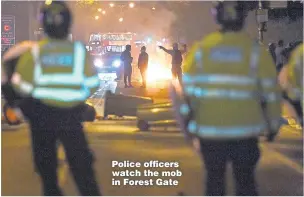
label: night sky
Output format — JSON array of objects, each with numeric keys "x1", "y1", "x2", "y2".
[{"x1": 1, "y1": 1, "x2": 303, "y2": 45}]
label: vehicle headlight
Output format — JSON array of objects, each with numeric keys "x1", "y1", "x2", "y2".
[
  {"x1": 112, "y1": 59, "x2": 121, "y2": 68},
  {"x1": 94, "y1": 59, "x2": 104, "y2": 67}
]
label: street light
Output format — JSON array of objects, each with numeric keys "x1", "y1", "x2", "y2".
[
  {"x1": 95, "y1": 15, "x2": 99, "y2": 20},
  {"x1": 98, "y1": 8, "x2": 102, "y2": 12},
  {"x1": 146, "y1": 37, "x2": 152, "y2": 43},
  {"x1": 109, "y1": 3, "x2": 115, "y2": 8},
  {"x1": 152, "y1": 7, "x2": 156, "y2": 10},
  {"x1": 129, "y1": 2, "x2": 135, "y2": 8},
  {"x1": 119, "y1": 17, "x2": 123, "y2": 22},
  {"x1": 45, "y1": 0, "x2": 52, "y2": 5},
  {"x1": 102, "y1": 10, "x2": 106, "y2": 15}
]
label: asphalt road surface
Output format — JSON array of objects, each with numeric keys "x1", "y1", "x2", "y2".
[
  {"x1": 1, "y1": 121, "x2": 303, "y2": 196},
  {"x1": 2, "y1": 77, "x2": 303, "y2": 195}
]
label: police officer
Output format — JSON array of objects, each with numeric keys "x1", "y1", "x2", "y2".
[
  {"x1": 159, "y1": 43, "x2": 187, "y2": 84},
  {"x1": 279, "y1": 43, "x2": 303, "y2": 126},
  {"x1": 171, "y1": 1, "x2": 281, "y2": 195},
  {"x1": 1, "y1": 1, "x2": 101, "y2": 195},
  {"x1": 121, "y1": 44, "x2": 133, "y2": 88},
  {"x1": 138, "y1": 46, "x2": 149, "y2": 88}
]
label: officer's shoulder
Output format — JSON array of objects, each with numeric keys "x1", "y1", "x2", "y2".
[
  {"x1": 3, "y1": 41, "x2": 36, "y2": 61},
  {"x1": 201, "y1": 32, "x2": 222, "y2": 47},
  {"x1": 188, "y1": 32, "x2": 220, "y2": 51}
]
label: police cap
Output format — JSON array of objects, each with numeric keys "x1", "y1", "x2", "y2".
[
  {"x1": 211, "y1": 1, "x2": 247, "y2": 29},
  {"x1": 39, "y1": 1, "x2": 72, "y2": 39}
]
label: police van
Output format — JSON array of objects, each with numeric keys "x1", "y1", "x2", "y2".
[{"x1": 86, "y1": 33, "x2": 136, "y2": 81}]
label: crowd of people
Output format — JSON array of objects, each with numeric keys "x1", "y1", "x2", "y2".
[
  {"x1": 119, "y1": 43, "x2": 187, "y2": 88},
  {"x1": 268, "y1": 39, "x2": 303, "y2": 73}
]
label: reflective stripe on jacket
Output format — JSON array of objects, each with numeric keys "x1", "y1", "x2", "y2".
[
  {"x1": 12, "y1": 39, "x2": 99, "y2": 108},
  {"x1": 181, "y1": 31, "x2": 282, "y2": 140}
]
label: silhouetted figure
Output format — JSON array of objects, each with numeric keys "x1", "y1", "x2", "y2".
[
  {"x1": 159, "y1": 43, "x2": 187, "y2": 84},
  {"x1": 121, "y1": 45, "x2": 133, "y2": 88},
  {"x1": 138, "y1": 46, "x2": 149, "y2": 88}
]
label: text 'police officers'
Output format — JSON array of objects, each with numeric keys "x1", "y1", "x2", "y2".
[{"x1": 112, "y1": 160, "x2": 179, "y2": 168}]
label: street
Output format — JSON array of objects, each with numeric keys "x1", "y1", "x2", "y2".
[
  {"x1": 2, "y1": 79, "x2": 304, "y2": 196},
  {"x1": 1, "y1": 121, "x2": 303, "y2": 196}
]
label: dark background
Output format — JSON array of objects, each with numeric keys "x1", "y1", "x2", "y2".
[{"x1": 1, "y1": 1, "x2": 303, "y2": 45}]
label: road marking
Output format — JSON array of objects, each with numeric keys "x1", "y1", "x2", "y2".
[
  {"x1": 261, "y1": 144, "x2": 303, "y2": 175},
  {"x1": 269, "y1": 143, "x2": 303, "y2": 151},
  {"x1": 280, "y1": 125, "x2": 303, "y2": 135},
  {"x1": 58, "y1": 163, "x2": 68, "y2": 187},
  {"x1": 1, "y1": 123, "x2": 28, "y2": 130},
  {"x1": 57, "y1": 144, "x2": 68, "y2": 186}
]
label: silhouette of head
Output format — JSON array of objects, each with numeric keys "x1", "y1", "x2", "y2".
[{"x1": 173, "y1": 43, "x2": 178, "y2": 50}]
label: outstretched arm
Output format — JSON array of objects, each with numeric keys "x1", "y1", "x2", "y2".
[
  {"x1": 181, "y1": 44, "x2": 188, "y2": 54},
  {"x1": 159, "y1": 46, "x2": 172, "y2": 55}
]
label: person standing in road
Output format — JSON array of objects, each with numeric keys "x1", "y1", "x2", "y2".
[
  {"x1": 268, "y1": 42, "x2": 276, "y2": 64},
  {"x1": 275, "y1": 39, "x2": 286, "y2": 73},
  {"x1": 138, "y1": 46, "x2": 149, "y2": 88},
  {"x1": 1, "y1": 1, "x2": 101, "y2": 196},
  {"x1": 121, "y1": 44, "x2": 133, "y2": 88},
  {"x1": 170, "y1": 1, "x2": 282, "y2": 195},
  {"x1": 159, "y1": 43, "x2": 187, "y2": 84}
]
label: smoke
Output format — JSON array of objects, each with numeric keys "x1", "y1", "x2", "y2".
[
  {"x1": 67, "y1": 2, "x2": 176, "y2": 43},
  {"x1": 169, "y1": 2, "x2": 219, "y2": 45},
  {"x1": 66, "y1": 2, "x2": 97, "y2": 42},
  {"x1": 118, "y1": 6, "x2": 176, "y2": 39}
]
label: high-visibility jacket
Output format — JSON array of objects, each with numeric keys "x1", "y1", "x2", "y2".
[
  {"x1": 286, "y1": 43, "x2": 303, "y2": 103},
  {"x1": 6, "y1": 38, "x2": 99, "y2": 108},
  {"x1": 181, "y1": 31, "x2": 282, "y2": 140}
]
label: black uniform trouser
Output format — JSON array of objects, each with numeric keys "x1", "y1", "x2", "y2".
[
  {"x1": 21, "y1": 100, "x2": 101, "y2": 196},
  {"x1": 124, "y1": 66, "x2": 132, "y2": 86},
  {"x1": 199, "y1": 138, "x2": 260, "y2": 196},
  {"x1": 291, "y1": 100, "x2": 303, "y2": 126},
  {"x1": 30, "y1": 125, "x2": 101, "y2": 196}
]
